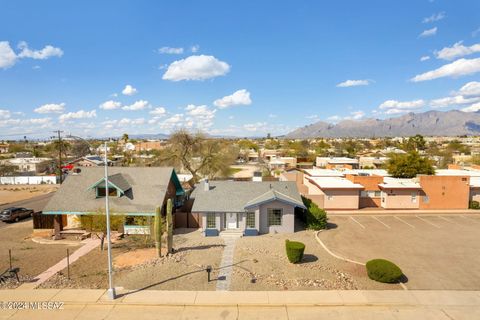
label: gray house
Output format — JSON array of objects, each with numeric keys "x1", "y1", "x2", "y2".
[
  {"x1": 191, "y1": 180, "x2": 306, "y2": 236},
  {"x1": 43, "y1": 167, "x2": 185, "y2": 237}
]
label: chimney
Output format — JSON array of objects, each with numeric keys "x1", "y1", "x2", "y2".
[{"x1": 204, "y1": 179, "x2": 209, "y2": 191}]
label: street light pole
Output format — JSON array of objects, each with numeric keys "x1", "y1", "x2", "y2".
[{"x1": 104, "y1": 141, "x2": 116, "y2": 300}]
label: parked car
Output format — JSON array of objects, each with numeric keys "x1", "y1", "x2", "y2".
[{"x1": 0, "y1": 207, "x2": 34, "y2": 222}]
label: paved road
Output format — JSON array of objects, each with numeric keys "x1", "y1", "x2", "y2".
[{"x1": 0, "y1": 193, "x2": 54, "y2": 229}]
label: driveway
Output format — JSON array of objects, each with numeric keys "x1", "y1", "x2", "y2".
[{"x1": 318, "y1": 213, "x2": 480, "y2": 290}]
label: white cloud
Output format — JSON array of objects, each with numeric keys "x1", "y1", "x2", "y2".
[
  {"x1": 185, "y1": 104, "x2": 216, "y2": 129},
  {"x1": 430, "y1": 95, "x2": 480, "y2": 108},
  {"x1": 379, "y1": 99, "x2": 425, "y2": 114},
  {"x1": 158, "y1": 114, "x2": 184, "y2": 130},
  {"x1": 411, "y1": 57, "x2": 480, "y2": 82},
  {"x1": 162, "y1": 55, "x2": 230, "y2": 81},
  {"x1": 122, "y1": 100, "x2": 149, "y2": 111},
  {"x1": 99, "y1": 100, "x2": 122, "y2": 110},
  {"x1": 420, "y1": 55, "x2": 431, "y2": 61},
  {"x1": 419, "y1": 27, "x2": 438, "y2": 38},
  {"x1": 336, "y1": 79, "x2": 371, "y2": 87},
  {"x1": 59, "y1": 110, "x2": 96, "y2": 123},
  {"x1": 457, "y1": 81, "x2": 480, "y2": 97},
  {"x1": 34, "y1": 103, "x2": 65, "y2": 114},
  {"x1": 327, "y1": 110, "x2": 365, "y2": 122},
  {"x1": 213, "y1": 89, "x2": 252, "y2": 108},
  {"x1": 422, "y1": 12, "x2": 445, "y2": 23},
  {"x1": 0, "y1": 109, "x2": 11, "y2": 119},
  {"x1": 435, "y1": 41, "x2": 480, "y2": 60},
  {"x1": 158, "y1": 47, "x2": 184, "y2": 54},
  {"x1": 191, "y1": 45, "x2": 200, "y2": 53},
  {"x1": 0, "y1": 42, "x2": 17, "y2": 69},
  {"x1": 461, "y1": 102, "x2": 480, "y2": 112},
  {"x1": 122, "y1": 84, "x2": 137, "y2": 96},
  {"x1": 268, "y1": 114, "x2": 277, "y2": 118},
  {"x1": 149, "y1": 107, "x2": 166, "y2": 116},
  {"x1": 17, "y1": 41, "x2": 63, "y2": 60},
  {"x1": 306, "y1": 114, "x2": 318, "y2": 120}
]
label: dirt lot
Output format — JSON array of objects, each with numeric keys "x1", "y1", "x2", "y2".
[
  {"x1": 40, "y1": 229, "x2": 224, "y2": 291},
  {"x1": 320, "y1": 214, "x2": 480, "y2": 290},
  {"x1": 231, "y1": 230, "x2": 397, "y2": 291},
  {"x1": 0, "y1": 219, "x2": 79, "y2": 288},
  {"x1": 0, "y1": 184, "x2": 58, "y2": 205}
]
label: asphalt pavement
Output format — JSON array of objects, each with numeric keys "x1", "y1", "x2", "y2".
[{"x1": 0, "y1": 193, "x2": 55, "y2": 229}]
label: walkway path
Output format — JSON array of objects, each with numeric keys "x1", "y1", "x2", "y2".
[
  {"x1": 17, "y1": 238, "x2": 101, "y2": 289},
  {"x1": 1, "y1": 289, "x2": 479, "y2": 319},
  {"x1": 215, "y1": 234, "x2": 240, "y2": 291}
]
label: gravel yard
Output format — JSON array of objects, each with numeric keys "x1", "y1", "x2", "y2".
[
  {"x1": 41, "y1": 229, "x2": 225, "y2": 291},
  {"x1": 0, "y1": 219, "x2": 79, "y2": 289},
  {"x1": 231, "y1": 230, "x2": 398, "y2": 291}
]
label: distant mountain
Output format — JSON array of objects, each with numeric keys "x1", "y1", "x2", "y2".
[
  {"x1": 286, "y1": 110, "x2": 480, "y2": 138},
  {"x1": 126, "y1": 133, "x2": 170, "y2": 140}
]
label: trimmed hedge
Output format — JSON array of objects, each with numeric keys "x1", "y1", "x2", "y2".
[
  {"x1": 302, "y1": 196, "x2": 328, "y2": 230},
  {"x1": 366, "y1": 259, "x2": 403, "y2": 283},
  {"x1": 285, "y1": 239, "x2": 305, "y2": 263}
]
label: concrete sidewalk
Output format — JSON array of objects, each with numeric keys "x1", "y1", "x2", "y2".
[{"x1": 0, "y1": 289, "x2": 479, "y2": 319}]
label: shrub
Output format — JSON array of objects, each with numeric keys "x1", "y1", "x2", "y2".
[
  {"x1": 302, "y1": 196, "x2": 328, "y2": 230},
  {"x1": 366, "y1": 259, "x2": 403, "y2": 283},
  {"x1": 469, "y1": 201, "x2": 480, "y2": 209},
  {"x1": 285, "y1": 239, "x2": 305, "y2": 263}
]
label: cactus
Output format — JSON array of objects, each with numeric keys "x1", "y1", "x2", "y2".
[
  {"x1": 166, "y1": 198, "x2": 173, "y2": 255},
  {"x1": 154, "y1": 206, "x2": 162, "y2": 257}
]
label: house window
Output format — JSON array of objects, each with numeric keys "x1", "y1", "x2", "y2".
[
  {"x1": 206, "y1": 213, "x2": 216, "y2": 228},
  {"x1": 374, "y1": 191, "x2": 381, "y2": 197},
  {"x1": 267, "y1": 208, "x2": 282, "y2": 226},
  {"x1": 327, "y1": 195, "x2": 333, "y2": 200},
  {"x1": 97, "y1": 187, "x2": 117, "y2": 197},
  {"x1": 246, "y1": 212, "x2": 255, "y2": 228},
  {"x1": 360, "y1": 191, "x2": 368, "y2": 197}
]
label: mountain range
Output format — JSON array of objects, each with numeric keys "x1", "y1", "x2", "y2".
[{"x1": 286, "y1": 110, "x2": 480, "y2": 138}]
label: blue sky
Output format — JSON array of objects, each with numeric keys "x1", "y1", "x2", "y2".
[{"x1": 1, "y1": 0, "x2": 480, "y2": 138}]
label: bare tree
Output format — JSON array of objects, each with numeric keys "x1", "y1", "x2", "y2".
[{"x1": 153, "y1": 130, "x2": 238, "y2": 183}]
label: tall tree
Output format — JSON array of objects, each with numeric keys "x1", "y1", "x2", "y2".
[
  {"x1": 122, "y1": 133, "x2": 129, "y2": 144},
  {"x1": 386, "y1": 151, "x2": 435, "y2": 178},
  {"x1": 154, "y1": 130, "x2": 238, "y2": 183}
]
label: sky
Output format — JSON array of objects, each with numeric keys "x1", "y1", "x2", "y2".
[{"x1": 1, "y1": 0, "x2": 480, "y2": 139}]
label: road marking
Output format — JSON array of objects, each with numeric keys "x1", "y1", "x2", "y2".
[
  {"x1": 350, "y1": 216, "x2": 365, "y2": 229},
  {"x1": 394, "y1": 216, "x2": 415, "y2": 228},
  {"x1": 438, "y1": 216, "x2": 455, "y2": 224},
  {"x1": 461, "y1": 215, "x2": 479, "y2": 222},
  {"x1": 416, "y1": 215, "x2": 441, "y2": 228},
  {"x1": 372, "y1": 216, "x2": 391, "y2": 229}
]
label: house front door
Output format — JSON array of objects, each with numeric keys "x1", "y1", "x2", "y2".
[{"x1": 226, "y1": 213, "x2": 237, "y2": 229}]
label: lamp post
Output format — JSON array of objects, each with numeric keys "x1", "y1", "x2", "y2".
[{"x1": 104, "y1": 142, "x2": 116, "y2": 300}]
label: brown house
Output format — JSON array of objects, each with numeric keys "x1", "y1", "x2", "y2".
[{"x1": 418, "y1": 175, "x2": 470, "y2": 209}]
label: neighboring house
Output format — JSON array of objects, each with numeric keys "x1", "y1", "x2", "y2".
[
  {"x1": 191, "y1": 180, "x2": 306, "y2": 236},
  {"x1": 0, "y1": 143, "x2": 9, "y2": 153},
  {"x1": 305, "y1": 176, "x2": 364, "y2": 210},
  {"x1": 135, "y1": 140, "x2": 163, "y2": 152},
  {"x1": 358, "y1": 156, "x2": 388, "y2": 169},
  {"x1": 4, "y1": 157, "x2": 52, "y2": 174},
  {"x1": 69, "y1": 155, "x2": 112, "y2": 167},
  {"x1": 316, "y1": 157, "x2": 359, "y2": 169},
  {"x1": 43, "y1": 167, "x2": 185, "y2": 237},
  {"x1": 378, "y1": 178, "x2": 422, "y2": 209}
]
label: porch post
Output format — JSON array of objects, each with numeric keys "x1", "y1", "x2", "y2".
[{"x1": 53, "y1": 214, "x2": 63, "y2": 240}]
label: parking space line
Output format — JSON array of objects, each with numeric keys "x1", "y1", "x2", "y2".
[
  {"x1": 350, "y1": 216, "x2": 365, "y2": 229},
  {"x1": 461, "y1": 215, "x2": 479, "y2": 222},
  {"x1": 416, "y1": 215, "x2": 441, "y2": 228},
  {"x1": 438, "y1": 216, "x2": 455, "y2": 224},
  {"x1": 394, "y1": 216, "x2": 415, "y2": 228},
  {"x1": 372, "y1": 216, "x2": 391, "y2": 229}
]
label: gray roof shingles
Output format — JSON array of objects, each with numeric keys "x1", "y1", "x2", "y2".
[
  {"x1": 191, "y1": 181, "x2": 306, "y2": 212},
  {"x1": 44, "y1": 167, "x2": 175, "y2": 214}
]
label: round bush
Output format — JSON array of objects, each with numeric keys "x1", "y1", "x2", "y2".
[
  {"x1": 366, "y1": 259, "x2": 403, "y2": 283},
  {"x1": 285, "y1": 240, "x2": 305, "y2": 263}
]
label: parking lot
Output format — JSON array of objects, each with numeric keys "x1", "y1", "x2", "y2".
[{"x1": 318, "y1": 213, "x2": 480, "y2": 290}]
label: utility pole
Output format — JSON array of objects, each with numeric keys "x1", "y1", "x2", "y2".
[{"x1": 53, "y1": 130, "x2": 64, "y2": 184}]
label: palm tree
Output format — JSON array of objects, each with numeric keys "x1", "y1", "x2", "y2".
[{"x1": 122, "y1": 133, "x2": 129, "y2": 144}]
